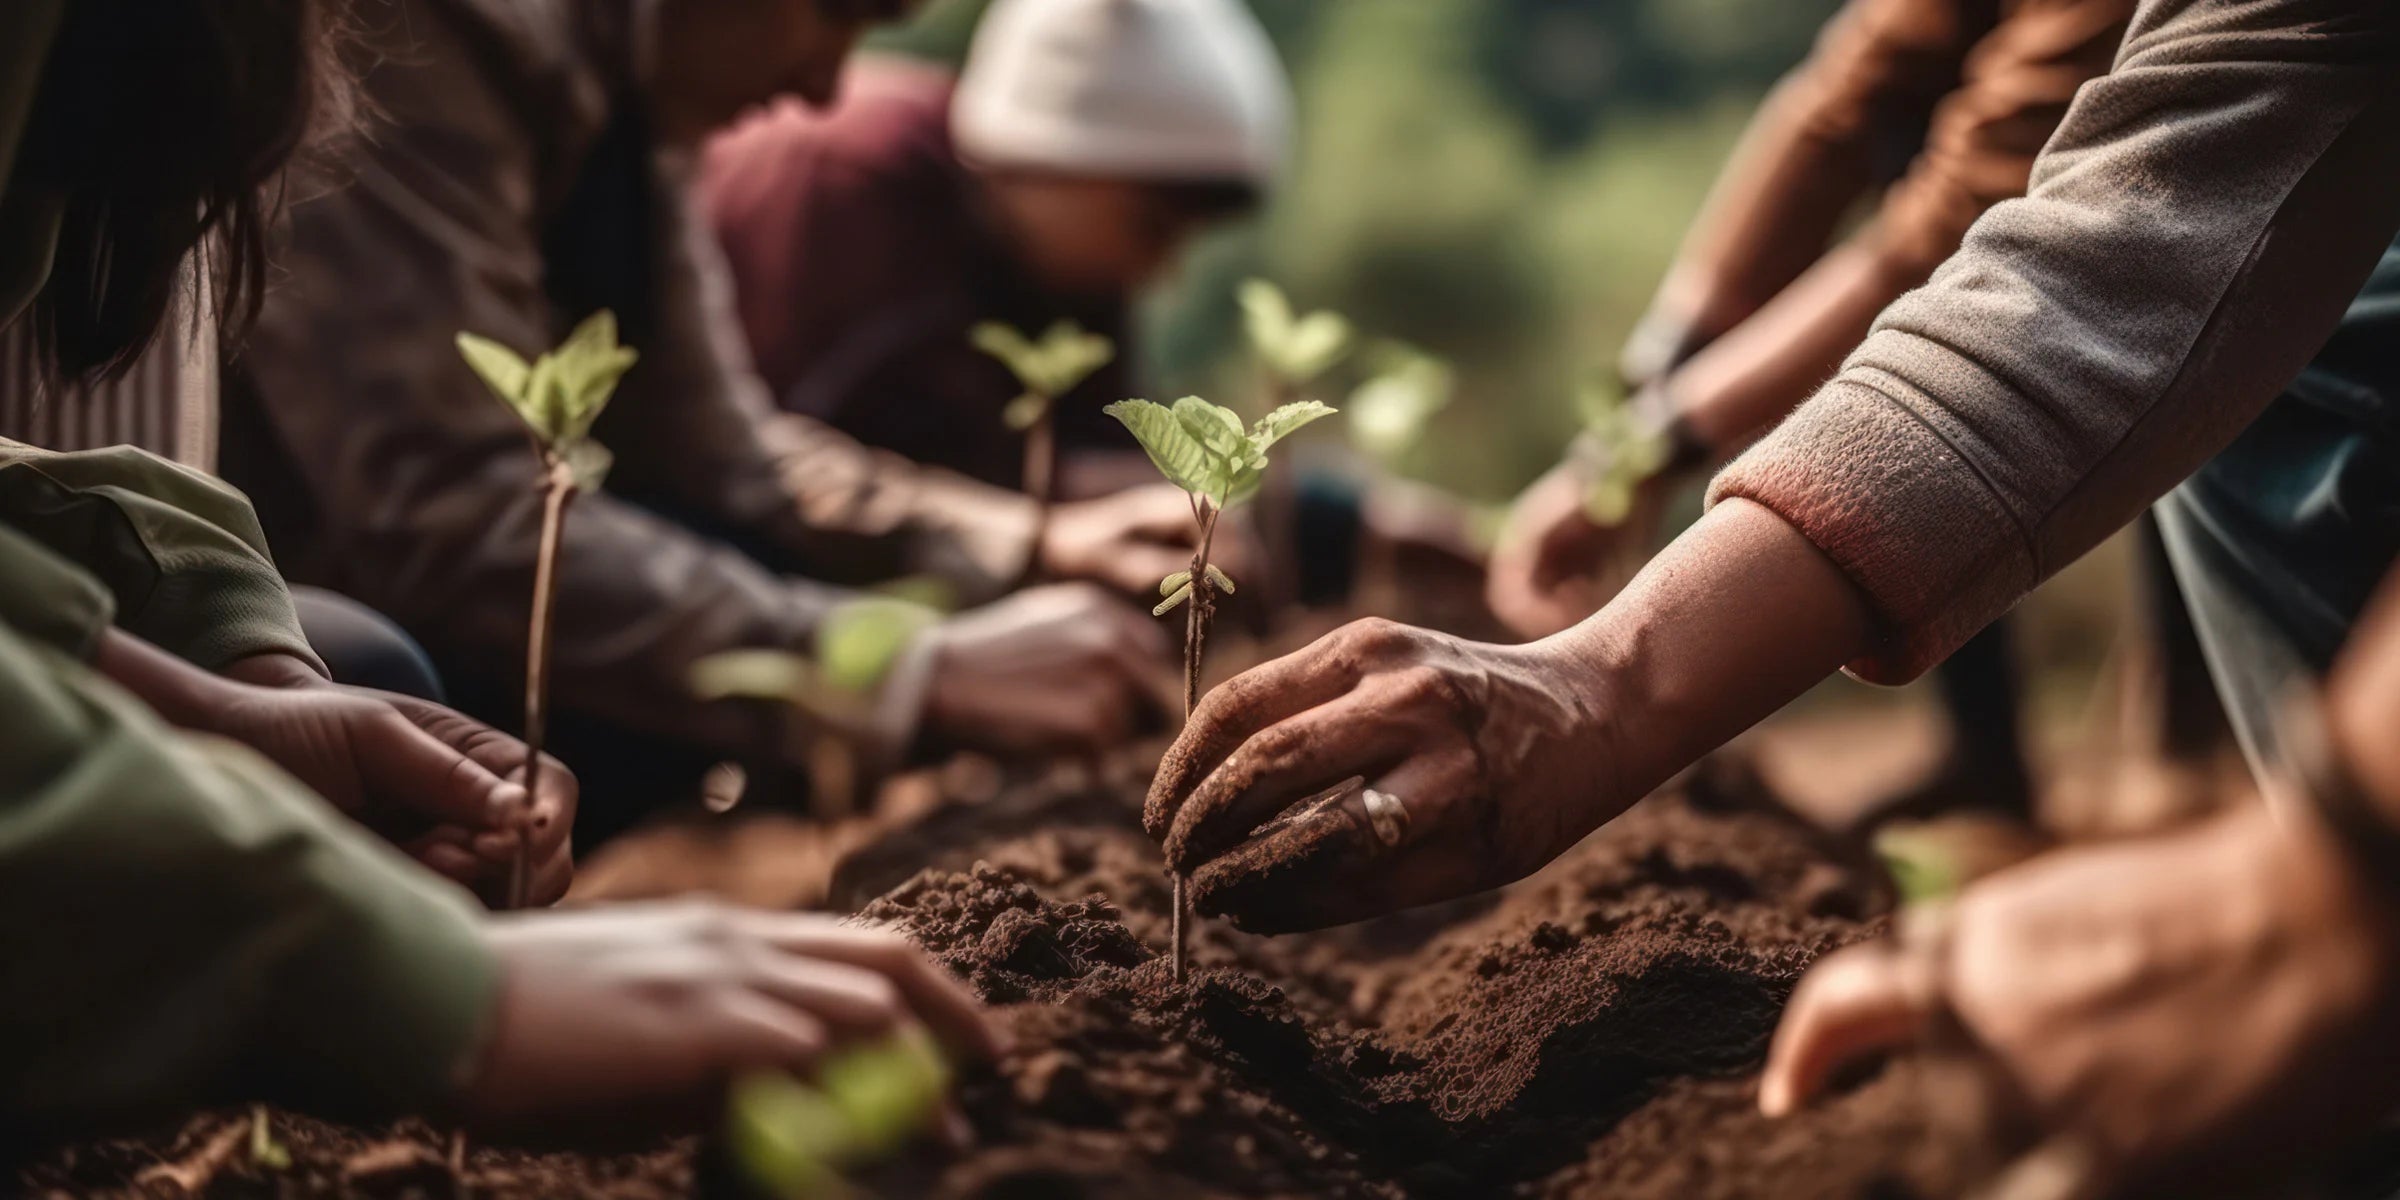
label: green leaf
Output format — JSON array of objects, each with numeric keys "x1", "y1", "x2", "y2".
[
  {"x1": 818, "y1": 1029, "x2": 950, "y2": 1160},
  {"x1": 249, "y1": 1106, "x2": 290, "y2": 1173},
  {"x1": 872, "y1": 575, "x2": 959, "y2": 613},
  {"x1": 816, "y1": 597, "x2": 939, "y2": 695},
  {"x1": 1585, "y1": 475, "x2": 1635, "y2": 526},
  {"x1": 1348, "y1": 354, "x2": 1454, "y2": 462},
  {"x1": 976, "y1": 319, "x2": 1113, "y2": 400},
  {"x1": 727, "y1": 1072, "x2": 845, "y2": 1200},
  {"x1": 1248, "y1": 400, "x2": 1339, "y2": 454},
  {"x1": 1875, "y1": 826, "x2": 1964, "y2": 907},
  {"x1": 1002, "y1": 391, "x2": 1048, "y2": 432},
  {"x1": 1105, "y1": 399, "x2": 1222, "y2": 497},
  {"x1": 969, "y1": 321, "x2": 1034, "y2": 373},
  {"x1": 1204, "y1": 564, "x2": 1236, "y2": 594},
  {"x1": 456, "y1": 333, "x2": 532, "y2": 407},
  {"x1": 552, "y1": 310, "x2": 635, "y2": 442},
  {"x1": 1278, "y1": 311, "x2": 1353, "y2": 382},
  {"x1": 1159, "y1": 569, "x2": 1191, "y2": 596},
  {"x1": 1154, "y1": 582, "x2": 1193, "y2": 616},
  {"x1": 1237, "y1": 278, "x2": 1294, "y2": 359},
  {"x1": 563, "y1": 438, "x2": 613, "y2": 493},
  {"x1": 689, "y1": 649, "x2": 814, "y2": 704}
]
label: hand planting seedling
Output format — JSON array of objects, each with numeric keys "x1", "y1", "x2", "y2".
[
  {"x1": 457, "y1": 309, "x2": 636, "y2": 908},
  {"x1": 1572, "y1": 378, "x2": 1673, "y2": 527},
  {"x1": 688, "y1": 590, "x2": 944, "y2": 815},
  {"x1": 971, "y1": 319, "x2": 1115, "y2": 555},
  {"x1": 1106, "y1": 394, "x2": 1339, "y2": 980},
  {"x1": 726, "y1": 1028, "x2": 952, "y2": 1199}
]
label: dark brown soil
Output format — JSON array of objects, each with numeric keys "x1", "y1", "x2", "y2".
[{"x1": 11, "y1": 751, "x2": 1979, "y2": 1199}]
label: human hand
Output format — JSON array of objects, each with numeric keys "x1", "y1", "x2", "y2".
[
  {"x1": 1145, "y1": 618, "x2": 1613, "y2": 933},
  {"x1": 1762, "y1": 804, "x2": 2400, "y2": 1196},
  {"x1": 461, "y1": 904, "x2": 1000, "y2": 1135},
  {"x1": 213, "y1": 660, "x2": 574, "y2": 905},
  {"x1": 1486, "y1": 458, "x2": 1671, "y2": 640},
  {"x1": 1041, "y1": 483, "x2": 1257, "y2": 597},
  {"x1": 920, "y1": 583, "x2": 1178, "y2": 757}
]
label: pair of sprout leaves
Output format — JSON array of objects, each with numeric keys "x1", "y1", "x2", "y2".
[
  {"x1": 728, "y1": 1029, "x2": 951, "y2": 1199},
  {"x1": 970, "y1": 319, "x2": 1116, "y2": 431},
  {"x1": 456, "y1": 310, "x2": 637, "y2": 492},
  {"x1": 1104, "y1": 394, "x2": 1337, "y2": 615},
  {"x1": 1575, "y1": 380, "x2": 1673, "y2": 527},
  {"x1": 1249, "y1": 280, "x2": 1456, "y2": 467}
]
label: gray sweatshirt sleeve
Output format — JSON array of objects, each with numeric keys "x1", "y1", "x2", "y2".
[{"x1": 1708, "y1": 0, "x2": 2400, "y2": 682}]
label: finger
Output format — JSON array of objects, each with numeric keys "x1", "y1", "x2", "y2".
[
  {"x1": 1100, "y1": 623, "x2": 1181, "y2": 724},
  {"x1": 527, "y1": 838, "x2": 576, "y2": 906},
  {"x1": 1146, "y1": 623, "x2": 1391, "y2": 839},
  {"x1": 745, "y1": 956, "x2": 920, "y2": 1044},
  {"x1": 359, "y1": 710, "x2": 523, "y2": 829},
  {"x1": 709, "y1": 989, "x2": 833, "y2": 1081},
  {"x1": 408, "y1": 836, "x2": 484, "y2": 888},
  {"x1": 1163, "y1": 689, "x2": 1411, "y2": 873},
  {"x1": 1758, "y1": 941, "x2": 1941, "y2": 1117},
  {"x1": 1971, "y1": 1136, "x2": 2110, "y2": 1200},
  {"x1": 1189, "y1": 749, "x2": 1477, "y2": 934},
  {"x1": 744, "y1": 916, "x2": 1001, "y2": 1062}
]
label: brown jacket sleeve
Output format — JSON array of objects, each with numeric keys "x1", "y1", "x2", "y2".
[
  {"x1": 1710, "y1": 0, "x2": 2400, "y2": 682},
  {"x1": 1660, "y1": 0, "x2": 2132, "y2": 447},
  {"x1": 228, "y1": 0, "x2": 985, "y2": 765},
  {"x1": 1626, "y1": 0, "x2": 1999, "y2": 382}
]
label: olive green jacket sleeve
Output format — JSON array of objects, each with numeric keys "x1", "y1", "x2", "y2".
[
  {"x1": 0, "y1": 439, "x2": 324, "y2": 674},
  {"x1": 0, "y1": 525, "x2": 496, "y2": 1133}
]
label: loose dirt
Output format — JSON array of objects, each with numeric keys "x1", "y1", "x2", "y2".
[{"x1": 12, "y1": 747, "x2": 1992, "y2": 1199}]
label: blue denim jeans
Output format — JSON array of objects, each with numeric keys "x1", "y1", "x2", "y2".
[{"x1": 2154, "y1": 232, "x2": 2400, "y2": 778}]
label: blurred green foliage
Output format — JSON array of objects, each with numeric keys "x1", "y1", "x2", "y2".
[{"x1": 873, "y1": 0, "x2": 1838, "y2": 499}]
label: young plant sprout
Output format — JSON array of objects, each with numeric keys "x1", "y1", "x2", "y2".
[
  {"x1": 1572, "y1": 378, "x2": 1673, "y2": 527},
  {"x1": 1347, "y1": 345, "x2": 1456, "y2": 614},
  {"x1": 1346, "y1": 342, "x2": 1455, "y2": 469},
  {"x1": 688, "y1": 591, "x2": 944, "y2": 816},
  {"x1": 456, "y1": 310, "x2": 636, "y2": 907},
  {"x1": 1239, "y1": 279, "x2": 1354, "y2": 404},
  {"x1": 971, "y1": 319, "x2": 1116, "y2": 553},
  {"x1": 1105, "y1": 394, "x2": 1339, "y2": 981},
  {"x1": 726, "y1": 1028, "x2": 952, "y2": 1199}
]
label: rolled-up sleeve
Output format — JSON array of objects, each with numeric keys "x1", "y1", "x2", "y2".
[
  {"x1": 1710, "y1": 0, "x2": 2400, "y2": 682},
  {"x1": 0, "y1": 441, "x2": 324, "y2": 673},
  {"x1": 0, "y1": 545, "x2": 496, "y2": 1132}
]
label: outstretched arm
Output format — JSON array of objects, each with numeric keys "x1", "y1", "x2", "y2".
[{"x1": 1171, "y1": 0, "x2": 2400, "y2": 931}]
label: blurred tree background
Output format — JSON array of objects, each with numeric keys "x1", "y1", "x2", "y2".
[{"x1": 873, "y1": 0, "x2": 1841, "y2": 501}]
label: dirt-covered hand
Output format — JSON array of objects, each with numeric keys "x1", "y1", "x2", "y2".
[
  {"x1": 1761, "y1": 804, "x2": 2400, "y2": 1195},
  {"x1": 1486, "y1": 458, "x2": 1669, "y2": 640},
  {"x1": 1041, "y1": 483, "x2": 1257, "y2": 597},
  {"x1": 211, "y1": 677, "x2": 575, "y2": 906},
  {"x1": 921, "y1": 583, "x2": 1178, "y2": 757},
  {"x1": 461, "y1": 904, "x2": 1001, "y2": 1134},
  {"x1": 1147, "y1": 618, "x2": 1612, "y2": 933}
]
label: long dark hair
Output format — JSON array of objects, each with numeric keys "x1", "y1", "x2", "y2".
[{"x1": 16, "y1": 0, "x2": 357, "y2": 383}]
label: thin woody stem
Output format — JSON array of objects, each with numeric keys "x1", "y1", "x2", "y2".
[
  {"x1": 509, "y1": 458, "x2": 574, "y2": 910},
  {"x1": 1172, "y1": 499, "x2": 1222, "y2": 983},
  {"x1": 1021, "y1": 401, "x2": 1057, "y2": 586}
]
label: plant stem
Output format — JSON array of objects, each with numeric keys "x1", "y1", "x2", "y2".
[
  {"x1": 509, "y1": 460, "x2": 574, "y2": 910},
  {"x1": 1024, "y1": 407, "x2": 1056, "y2": 552},
  {"x1": 1172, "y1": 500, "x2": 1222, "y2": 984}
]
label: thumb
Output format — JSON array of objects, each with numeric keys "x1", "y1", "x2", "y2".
[
  {"x1": 358, "y1": 709, "x2": 523, "y2": 830},
  {"x1": 1759, "y1": 940, "x2": 1940, "y2": 1117}
]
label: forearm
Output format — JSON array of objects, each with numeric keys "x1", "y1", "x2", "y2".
[
  {"x1": 1541, "y1": 499, "x2": 1875, "y2": 816},
  {"x1": 1669, "y1": 240, "x2": 1914, "y2": 451}
]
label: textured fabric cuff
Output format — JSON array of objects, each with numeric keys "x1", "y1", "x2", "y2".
[{"x1": 1705, "y1": 376, "x2": 2035, "y2": 683}]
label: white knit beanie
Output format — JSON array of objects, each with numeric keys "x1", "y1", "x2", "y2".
[{"x1": 951, "y1": 0, "x2": 1292, "y2": 186}]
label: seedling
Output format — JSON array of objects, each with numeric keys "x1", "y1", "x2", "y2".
[
  {"x1": 727, "y1": 1028, "x2": 952, "y2": 1199},
  {"x1": 688, "y1": 590, "x2": 943, "y2": 816},
  {"x1": 1573, "y1": 378, "x2": 1672, "y2": 527},
  {"x1": 1346, "y1": 343, "x2": 1454, "y2": 470},
  {"x1": 1106, "y1": 394, "x2": 1339, "y2": 980},
  {"x1": 971, "y1": 319, "x2": 1115, "y2": 557},
  {"x1": 1347, "y1": 344, "x2": 1456, "y2": 614},
  {"x1": 457, "y1": 310, "x2": 636, "y2": 908},
  {"x1": 1239, "y1": 279, "x2": 1354, "y2": 403},
  {"x1": 247, "y1": 1106, "x2": 289, "y2": 1173}
]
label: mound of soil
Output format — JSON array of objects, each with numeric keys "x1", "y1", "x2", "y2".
[{"x1": 10, "y1": 755, "x2": 1977, "y2": 1199}]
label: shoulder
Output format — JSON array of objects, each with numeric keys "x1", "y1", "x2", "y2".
[{"x1": 702, "y1": 56, "x2": 962, "y2": 206}]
